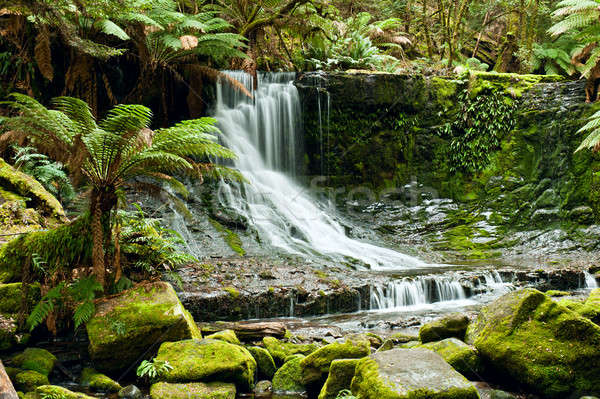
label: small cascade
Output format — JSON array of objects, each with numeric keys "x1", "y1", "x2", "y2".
[{"x1": 584, "y1": 271, "x2": 598, "y2": 289}]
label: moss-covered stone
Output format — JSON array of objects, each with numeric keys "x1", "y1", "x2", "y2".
[
  {"x1": 272, "y1": 354, "x2": 306, "y2": 394},
  {"x1": 417, "y1": 338, "x2": 482, "y2": 379},
  {"x1": 205, "y1": 329, "x2": 240, "y2": 345},
  {"x1": 318, "y1": 359, "x2": 359, "y2": 399},
  {"x1": 0, "y1": 159, "x2": 65, "y2": 220},
  {"x1": 466, "y1": 288, "x2": 600, "y2": 398},
  {"x1": 150, "y1": 382, "x2": 236, "y2": 399},
  {"x1": 6, "y1": 366, "x2": 22, "y2": 381},
  {"x1": 388, "y1": 332, "x2": 419, "y2": 344},
  {"x1": 33, "y1": 385, "x2": 96, "y2": 399},
  {"x1": 350, "y1": 348, "x2": 479, "y2": 399},
  {"x1": 376, "y1": 339, "x2": 395, "y2": 353},
  {"x1": 300, "y1": 334, "x2": 370, "y2": 386},
  {"x1": 155, "y1": 338, "x2": 256, "y2": 391},
  {"x1": 86, "y1": 282, "x2": 201, "y2": 373},
  {"x1": 262, "y1": 336, "x2": 319, "y2": 366},
  {"x1": 246, "y1": 346, "x2": 277, "y2": 380},
  {"x1": 545, "y1": 290, "x2": 570, "y2": 297},
  {"x1": 14, "y1": 371, "x2": 49, "y2": 392},
  {"x1": 12, "y1": 348, "x2": 56, "y2": 376},
  {"x1": 419, "y1": 313, "x2": 470, "y2": 343},
  {"x1": 80, "y1": 368, "x2": 121, "y2": 393}
]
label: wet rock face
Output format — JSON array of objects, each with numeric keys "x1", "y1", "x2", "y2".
[
  {"x1": 466, "y1": 288, "x2": 600, "y2": 398},
  {"x1": 417, "y1": 338, "x2": 482, "y2": 380},
  {"x1": 351, "y1": 348, "x2": 480, "y2": 399},
  {"x1": 149, "y1": 382, "x2": 236, "y2": 399}
]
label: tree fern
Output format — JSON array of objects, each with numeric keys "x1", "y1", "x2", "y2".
[
  {"x1": 27, "y1": 283, "x2": 65, "y2": 331},
  {"x1": 576, "y1": 110, "x2": 600, "y2": 152}
]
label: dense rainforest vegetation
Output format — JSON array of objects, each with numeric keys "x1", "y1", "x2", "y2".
[{"x1": 1, "y1": 0, "x2": 600, "y2": 399}]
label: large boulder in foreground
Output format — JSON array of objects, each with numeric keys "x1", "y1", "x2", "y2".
[
  {"x1": 150, "y1": 382, "x2": 236, "y2": 399},
  {"x1": 155, "y1": 339, "x2": 256, "y2": 391},
  {"x1": 419, "y1": 313, "x2": 470, "y2": 343},
  {"x1": 86, "y1": 282, "x2": 201, "y2": 373},
  {"x1": 466, "y1": 288, "x2": 600, "y2": 398},
  {"x1": 272, "y1": 354, "x2": 306, "y2": 394},
  {"x1": 351, "y1": 348, "x2": 479, "y2": 399},
  {"x1": 300, "y1": 334, "x2": 370, "y2": 386},
  {"x1": 418, "y1": 338, "x2": 482, "y2": 379},
  {"x1": 318, "y1": 359, "x2": 359, "y2": 399}
]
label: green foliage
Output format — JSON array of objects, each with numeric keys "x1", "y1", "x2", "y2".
[
  {"x1": 531, "y1": 36, "x2": 579, "y2": 75},
  {"x1": 13, "y1": 146, "x2": 75, "y2": 202},
  {"x1": 440, "y1": 83, "x2": 517, "y2": 173},
  {"x1": 40, "y1": 393, "x2": 67, "y2": 399},
  {"x1": 576, "y1": 108, "x2": 600, "y2": 152},
  {"x1": 136, "y1": 358, "x2": 173, "y2": 382},
  {"x1": 26, "y1": 276, "x2": 103, "y2": 331},
  {"x1": 120, "y1": 205, "x2": 196, "y2": 274}
]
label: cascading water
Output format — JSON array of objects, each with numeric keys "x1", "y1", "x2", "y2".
[{"x1": 213, "y1": 72, "x2": 426, "y2": 270}]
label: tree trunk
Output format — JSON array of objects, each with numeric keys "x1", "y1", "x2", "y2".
[
  {"x1": 91, "y1": 196, "x2": 105, "y2": 288},
  {"x1": 199, "y1": 321, "x2": 287, "y2": 340},
  {"x1": 0, "y1": 360, "x2": 18, "y2": 399}
]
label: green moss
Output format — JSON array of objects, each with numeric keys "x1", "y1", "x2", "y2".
[
  {"x1": 205, "y1": 329, "x2": 241, "y2": 345},
  {"x1": 246, "y1": 346, "x2": 277, "y2": 380},
  {"x1": 469, "y1": 71, "x2": 563, "y2": 98},
  {"x1": 318, "y1": 359, "x2": 359, "y2": 399},
  {"x1": 0, "y1": 158, "x2": 65, "y2": 219},
  {"x1": 388, "y1": 332, "x2": 419, "y2": 344},
  {"x1": 80, "y1": 368, "x2": 121, "y2": 393},
  {"x1": 86, "y1": 281, "x2": 201, "y2": 373},
  {"x1": 12, "y1": 348, "x2": 56, "y2": 376},
  {"x1": 34, "y1": 385, "x2": 96, "y2": 399},
  {"x1": 0, "y1": 215, "x2": 92, "y2": 283},
  {"x1": 466, "y1": 288, "x2": 600, "y2": 398},
  {"x1": 209, "y1": 219, "x2": 245, "y2": 256},
  {"x1": 223, "y1": 287, "x2": 240, "y2": 299},
  {"x1": 262, "y1": 336, "x2": 319, "y2": 366},
  {"x1": 419, "y1": 313, "x2": 470, "y2": 343},
  {"x1": 272, "y1": 354, "x2": 306, "y2": 393},
  {"x1": 14, "y1": 371, "x2": 49, "y2": 392},
  {"x1": 300, "y1": 335, "x2": 370, "y2": 385},
  {"x1": 545, "y1": 290, "x2": 570, "y2": 297},
  {"x1": 155, "y1": 339, "x2": 256, "y2": 392},
  {"x1": 150, "y1": 382, "x2": 236, "y2": 399},
  {"x1": 417, "y1": 338, "x2": 482, "y2": 379}
]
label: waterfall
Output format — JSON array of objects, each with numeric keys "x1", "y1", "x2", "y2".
[
  {"x1": 213, "y1": 71, "x2": 426, "y2": 270},
  {"x1": 370, "y1": 276, "x2": 467, "y2": 310},
  {"x1": 584, "y1": 271, "x2": 598, "y2": 289}
]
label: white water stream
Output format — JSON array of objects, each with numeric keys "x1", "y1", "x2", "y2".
[{"x1": 213, "y1": 71, "x2": 426, "y2": 270}]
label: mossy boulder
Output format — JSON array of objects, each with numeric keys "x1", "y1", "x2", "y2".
[
  {"x1": 246, "y1": 346, "x2": 277, "y2": 380},
  {"x1": 272, "y1": 354, "x2": 306, "y2": 394},
  {"x1": 388, "y1": 332, "x2": 419, "y2": 344},
  {"x1": 205, "y1": 330, "x2": 240, "y2": 345},
  {"x1": 417, "y1": 338, "x2": 482, "y2": 379},
  {"x1": 155, "y1": 338, "x2": 256, "y2": 391},
  {"x1": 318, "y1": 359, "x2": 359, "y2": 399},
  {"x1": 566, "y1": 288, "x2": 600, "y2": 324},
  {"x1": 14, "y1": 370, "x2": 49, "y2": 392},
  {"x1": 6, "y1": 366, "x2": 22, "y2": 380},
  {"x1": 300, "y1": 334, "x2": 370, "y2": 386},
  {"x1": 150, "y1": 382, "x2": 236, "y2": 399},
  {"x1": 466, "y1": 288, "x2": 600, "y2": 398},
  {"x1": 86, "y1": 282, "x2": 201, "y2": 373},
  {"x1": 80, "y1": 367, "x2": 122, "y2": 392},
  {"x1": 33, "y1": 385, "x2": 95, "y2": 399},
  {"x1": 12, "y1": 348, "x2": 56, "y2": 376},
  {"x1": 0, "y1": 158, "x2": 65, "y2": 220},
  {"x1": 419, "y1": 313, "x2": 470, "y2": 343},
  {"x1": 262, "y1": 336, "x2": 319, "y2": 366},
  {"x1": 350, "y1": 348, "x2": 479, "y2": 399}
]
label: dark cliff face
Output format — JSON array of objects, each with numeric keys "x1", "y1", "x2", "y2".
[{"x1": 295, "y1": 71, "x2": 600, "y2": 229}]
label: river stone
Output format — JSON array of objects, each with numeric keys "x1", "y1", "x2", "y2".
[
  {"x1": 150, "y1": 382, "x2": 236, "y2": 399},
  {"x1": 489, "y1": 390, "x2": 516, "y2": 399},
  {"x1": 118, "y1": 385, "x2": 142, "y2": 399},
  {"x1": 155, "y1": 338, "x2": 256, "y2": 391},
  {"x1": 86, "y1": 282, "x2": 201, "y2": 373},
  {"x1": 466, "y1": 288, "x2": 600, "y2": 398},
  {"x1": 417, "y1": 338, "x2": 482, "y2": 379},
  {"x1": 14, "y1": 370, "x2": 49, "y2": 392},
  {"x1": 419, "y1": 313, "x2": 469, "y2": 343},
  {"x1": 246, "y1": 346, "x2": 277, "y2": 379},
  {"x1": 262, "y1": 336, "x2": 318, "y2": 366},
  {"x1": 272, "y1": 354, "x2": 306, "y2": 393},
  {"x1": 300, "y1": 334, "x2": 370, "y2": 386},
  {"x1": 12, "y1": 348, "x2": 56, "y2": 376},
  {"x1": 80, "y1": 367, "x2": 122, "y2": 392},
  {"x1": 376, "y1": 339, "x2": 395, "y2": 352},
  {"x1": 35, "y1": 385, "x2": 96, "y2": 399},
  {"x1": 350, "y1": 348, "x2": 479, "y2": 399},
  {"x1": 318, "y1": 359, "x2": 359, "y2": 399},
  {"x1": 205, "y1": 329, "x2": 241, "y2": 345},
  {"x1": 254, "y1": 380, "x2": 272, "y2": 395}
]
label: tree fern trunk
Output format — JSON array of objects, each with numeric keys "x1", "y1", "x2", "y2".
[{"x1": 91, "y1": 195, "x2": 105, "y2": 288}]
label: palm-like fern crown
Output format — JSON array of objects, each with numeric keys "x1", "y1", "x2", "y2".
[{"x1": 1, "y1": 94, "x2": 237, "y2": 195}]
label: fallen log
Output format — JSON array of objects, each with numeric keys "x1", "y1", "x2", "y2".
[
  {"x1": 199, "y1": 321, "x2": 287, "y2": 341},
  {"x1": 0, "y1": 359, "x2": 18, "y2": 399}
]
